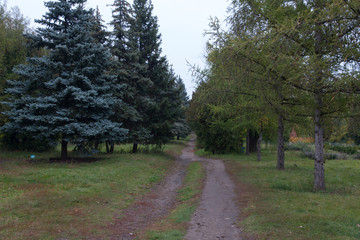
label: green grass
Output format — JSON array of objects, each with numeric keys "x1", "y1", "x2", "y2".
[
  {"x1": 0, "y1": 141, "x2": 189, "y2": 240},
  {"x1": 200, "y1": 149, "x2": 360, "y2": 240},
  {"x1": 142, "y1": 161, "x2": 206, "y2": 240}
]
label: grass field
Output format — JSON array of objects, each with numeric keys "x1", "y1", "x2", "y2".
[
  {"x1": 197, "y1": 148, "x2": 360, "y2": 240},
  {"x1": 0, "y1": 141, "x2": 186, "y2": 239}
]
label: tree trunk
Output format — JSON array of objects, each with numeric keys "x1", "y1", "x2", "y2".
[
  {"x1": 246, "y1": 129, "x2": 250, "y2": 155},
  {"x1": 257, "y1": 130, "x2": 263, "y2": 162},
  {"x1": 314, "y1": 93, "x2": 325, "y2": 191},
  {"x1": 277, "y1": 115, "x2": 285, "y2": 170},
  {"x1": 109, "y1": 143, "x2": 114, "y2": 154},
  {"x1": 61, "y1": 140, "x2": 68, "y2": 160},
  {"x1": 313, "y1": 22, "x2": 325, "y2": 191},
  {"x1": 133, "y1": 143, "x2": 138, "y2": 153},
  {"x1": 249, "y1": 130, "x2": 259, "y2": 153},
  {"x1": 177, "y1": 134, "x2": 180, "y2": 140},
  {"x1": 94, "y1": 136, "x2": 100, "y2": 150},
  {"x1": 106, "y1": 141, "x2": 110, "y2": 153}
]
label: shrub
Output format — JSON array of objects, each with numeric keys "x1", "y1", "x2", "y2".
[
  {"x1": 286, "y1": 142, "x2": 312, "y2": 152},
  {"x1": 325, "y1": 143, "x2": 358, "y2": 155},
  {"x1": 0, "y1": 133, "x2": 55, "y2": 152}
]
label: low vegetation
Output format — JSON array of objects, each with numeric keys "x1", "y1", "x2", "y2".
[
  {"x1": 0, "y1": 141, "x2": 188, "y2": 239},
  {"x1": 198, "y1": 149, "x2": 360, "y2": 240}
]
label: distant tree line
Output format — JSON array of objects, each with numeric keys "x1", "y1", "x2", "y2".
[
  {"x1": 187, "y1": 0, "x2": 360, "y2": 191},
  {"x1": 0, "y1": 0, "x2": 191, "y2": 157}
]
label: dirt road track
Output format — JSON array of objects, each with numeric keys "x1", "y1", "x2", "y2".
[
  {"x1": 107, "y1": 147, "x2": 190, "y2": 239},
  {"x1": 105, "y1": 137, "x2": 241, "y2": 239},
  {"x1": 185, "y1": 139, "x2": 242, "y2": 240}
]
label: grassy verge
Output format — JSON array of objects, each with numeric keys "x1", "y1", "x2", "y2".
[
  {"x1": 140, "y1": 161, "x2": 206, "y2": 240},
  {"x1": 0, "y1": 141, "x2": 187, "y2": 240},
  {"x1": 198, "y1": 149, "x2": 360, "y2": 240}
]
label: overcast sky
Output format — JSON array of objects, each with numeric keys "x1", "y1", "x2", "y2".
[{"x1": 5, "y1": 0, "x2": 229, "y2": 97}]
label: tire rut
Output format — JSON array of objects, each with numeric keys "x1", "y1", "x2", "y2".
[
  {"x1": 105, "y1": 145, "x2": 191, "y2": 240},
  {"x1": 185, "y1": 139, "x2": 242, "y2": 240}
]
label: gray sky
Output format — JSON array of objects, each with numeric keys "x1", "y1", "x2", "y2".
[{"x1": 5, "y1": 0, "x2": 229, "y2": 97}]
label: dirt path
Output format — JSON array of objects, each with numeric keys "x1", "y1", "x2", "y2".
[
  {"x1": 185, "y1": 139, "x2": 242, "y2": 240},
  {"x1": 106, "y1": 144, "x2": 191, "y2": 239},
  {"x1": 105, "y1": 137, "x2": 241, "y2": 239}
]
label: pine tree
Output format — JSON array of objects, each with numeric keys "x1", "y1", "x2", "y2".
[
  {"x1": 131, "y1": 0, "x2": 179, "y2": 147},
  {"x1": 110, "y1": 0, "x2": 154, "y2": 153},
  {"x1": 171, "y1": 76, "x2": 191, "y2": 140},
  {"x1": 91, "y1": 6, "x2": 109, "y2": 45},
  {"x1": 1, "y1": 0, "x2": 127, "y2": 159}
]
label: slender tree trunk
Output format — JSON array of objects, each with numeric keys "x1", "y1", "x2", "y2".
[
  {"x1": 133, "y1": 143, "x2": 138, "y2": 154},
  {"x1": 250, "y1": 131, "x2": 259, "y2": 153},
  {"x1": 106, "y1": 141, "x2": 110, "y2": 153},
  {"x1": 246, "y1": 129, "x2": 250, "y2": 155},
  {"x1": 61, "y1": 140, "x2": 68, "y2": 160},
  {"x1": 94, "y1": 136, "x2": 100, "y2": 150},
  {"x1": 257, "y1": 130, "x2": 263, "y2": 162},
  {"x1": 314, "y1": 93, "x2": 325, "y2": 191},
  {"x1": 313, "y1": 21, "x2": 325, "y2": 191},
  {"x1": 177, "y1": 134, "x2": 180, "y2": 140},
  {"x1": 110, "y1": 143, "x2": 114, "y2": 154},
  {"x1": 277, "y1": 115, "x2": 285, "y2": 170}
]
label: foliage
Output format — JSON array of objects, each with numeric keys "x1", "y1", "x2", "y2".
[
  {"x1": 171, "y1": 77, "x2": 191, "y2": 140},
  {"x1": 0, "y1": 132, "x2": 54, "y2": 152},
  {"x1": 0, "y1": 2, "x2": 28, "y2": 126},
  {"x1": 289, "y1": 136, "x2": 314, "y2": 144},
  {"x1": 325, "y1": 143, "x2": 358, "y2": 155},
  {"x1": 1, "y1": 0, "x2": 128, "y2": 158},
  {"x1": 110, "y1": 0, "x2": 152, "y2": 153},
  {"x1": 187, "y1": 82, "x2": 248, "y2": 154},
  {"x1": 111, "y1": 0, "x2": 184, "y2": 150},
  {"x1": 192, "y1": 0, "x2": 360, "y2": 190}
]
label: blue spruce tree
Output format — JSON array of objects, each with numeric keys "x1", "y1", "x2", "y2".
[{"x1": 1, "y1": 0, "x2": 127, "y2": 159}]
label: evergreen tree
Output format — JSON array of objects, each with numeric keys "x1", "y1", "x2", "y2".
[
  {"x1": 131, "y1": 0, "x2": 179, "y2": 147},
  {"x1": 1, "y1": 0, "x2": 127, "y2": 159},
  {"x1": 91, "y1": 6, "x2": 109, "y2": 45},
  {"x1": 110, "y1": 0, "x2": 154, "y2": 153},
  {"x1": 171, "y1": 76, "x2": 191, "y2": 140}
]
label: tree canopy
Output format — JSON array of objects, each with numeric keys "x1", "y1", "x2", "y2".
[
  {"x1": 0, "y1": 0, "x2": 189, "y2": 155},
  {"x1": 1, "y1": 0, "x2": 128, "y2": 158},
  {"x1": 187, "y1": 0, "x2": 360, "y2": 191}
]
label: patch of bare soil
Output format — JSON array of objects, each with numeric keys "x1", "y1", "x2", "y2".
[
  {"x1": 101, "y1": 144, "x2": 192, "y2": 240},
  {"x1": 184, "y1": 140, "x2": 242, "y2": 240}
]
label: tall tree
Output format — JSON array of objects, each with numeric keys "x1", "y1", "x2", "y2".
[
  {"x1": 131, "y1": 0, "x2": 180, "y2": 147},
  {"x1": 171, "y1": 76, "x2": 191, "y2": 140},
  {"x1": 91, "y1": 6, "x2": 109, "y2": 45},
  {"x1": 0, "y1": 2, "x2": 28, "y2": 127},
  {"x1": 1, "y1": 0, "x2": 127, "y2": 159},
  {"x1": 227, "y1": 0, "x2": 360, "y2": 190},
  {"x1": 110, "y1": 0, "x2": 154, "y2": 153}
]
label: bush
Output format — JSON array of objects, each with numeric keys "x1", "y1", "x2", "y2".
[
  {"x1": 286, "y1": 142, "x2": 312, "y2": 152},
  {"x1": 302, "y1": 151, "x2": 349, "y2": 160},
  {"x1": 0, "y1": 133, "x2": 55, "y2": 152},
  {"x1": 325, "y1": 143, "x2": 358, "y2": 155}
]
